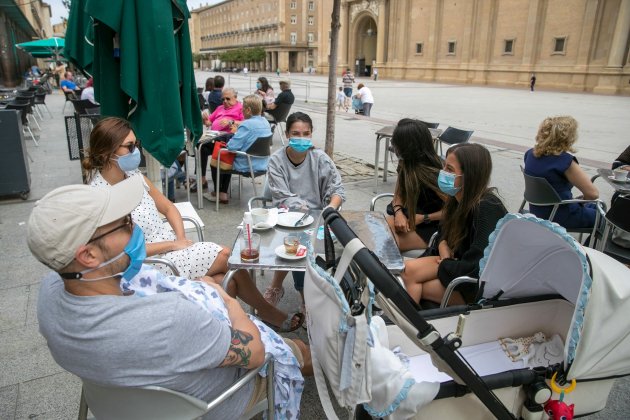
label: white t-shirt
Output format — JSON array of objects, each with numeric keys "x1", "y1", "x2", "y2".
[{"x1": 358, "y1": 86, "x2": 374, "y2": 104}]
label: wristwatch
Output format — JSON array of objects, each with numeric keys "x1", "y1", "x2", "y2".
[{"x1": 423, "y1": 214, "x2": 431, "y2": 224}]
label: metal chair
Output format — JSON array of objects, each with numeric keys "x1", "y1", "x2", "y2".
[
  {"x1": 597, "y1": 195, "x2": 630, "y2": 265},
  {"x1": 13, "y1": 95, "x2": 42, "y2": 129},
  {"x1": 265, "y1": 103, "x2": 292, "y2": 146},
  {"x1": 78, "y1": 353, "x2": 275, "y2": 420},
  {"x1": 418, "y1": 120, "x2": 440, "y2": 129},
  {"x1": 71, "y1": 98, "x2": 101, "y2": 116},
  {"x1": 4, "y1": 105, "x2": 38, "y2": 145},
  {"x1": 518, "y1": 168, "x2": 606, "y2": 247},
  {"x1": 62, "y1": 90, "x2": 77, "y2": 114},
  {"x1": 436, "y1": 126, "x2": 473, "y2": 158},
  {"x1": 34, "y1": 92, "x2": 53, "y2": 118},
  {"x1": 215, "y1": 134, "x2": 273, "y2": 211}
]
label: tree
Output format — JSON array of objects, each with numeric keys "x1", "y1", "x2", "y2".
[{"x1": 325, "y1": 0, "x2": 341, "y2": 157}]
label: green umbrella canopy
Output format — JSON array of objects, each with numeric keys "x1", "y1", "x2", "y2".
[
  {"x1": 16, "y1": 37, "x2": 65, "y2": 59},
  {"x1": 65, "y1": 0, "x2": 202, "y2": 168}
]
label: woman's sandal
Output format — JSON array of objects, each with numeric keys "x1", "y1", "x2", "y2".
[
  {"x1": 263, "y1": 286, "x2": 284, "y2": 306},
  {"x1": 272, "y1": 312, "x2": 305, "y2": 333},
  {"x1": 190, "y1": 181, "x2": 208, "y2": 193}
]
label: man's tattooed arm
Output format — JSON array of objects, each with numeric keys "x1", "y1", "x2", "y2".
[{"x1": 219, "y1": 328, "x2": 255, "y2": 367}]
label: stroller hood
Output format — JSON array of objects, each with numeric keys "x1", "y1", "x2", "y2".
[{"x1": 479, "y1": 213, "x2": 630, "y2": 379}]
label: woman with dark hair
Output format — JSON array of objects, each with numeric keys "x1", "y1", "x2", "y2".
[
  {"x1": 263, "y1": 112, "x2": 346, "y2": 308},
  {"x1": 401, "y1": 143, "x2": 507, "y2": 306},
  {"x1": 82, "y1": 116, "x2": 304, "y2": 331},
  {"x1": 387, "y1": 119, "x2": 444, "y2": 251},
  {"x1": 201, "y1": 77, "x2": 214, "y2": 105},
  {"x1": 524, "y1": 116, "x2": 599, "y2": 229},
  {"x1": 254, "y1": 76, "x2": 275, "y2": 107}
]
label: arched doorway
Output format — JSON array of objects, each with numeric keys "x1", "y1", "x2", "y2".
[{"x1": 353, "y1": 15, "x2": 377, "y2": 77}]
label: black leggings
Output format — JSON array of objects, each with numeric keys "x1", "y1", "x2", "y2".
[
  {"x1": 210, "y1": 166, "x2": 232, "y2": 193},
  {"x1": 198, "y1": 142, "x2": 212, "y2": 177}
]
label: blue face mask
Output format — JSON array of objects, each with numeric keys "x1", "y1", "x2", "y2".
[
  {"x1": 256, "y1": 82, "x2": 262, "y2": 89},
  {"x1": 113, "y1": 148, "x2": 141, "y2": 172},
  {"x1": 438, "y1": 169, "x2": 462, "y2": 196},
  {"x1": 65, "y1": 225, "x2": 147, "y2": 282},
  {"x1": 288, "y1": 137, "x2": 313, "y2": 153}
]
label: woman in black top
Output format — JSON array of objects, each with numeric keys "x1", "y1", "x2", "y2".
[
  {"x1": 401, "y1": 143, "x2": 507, "y2": 306},
  {"x1": 387, "y1": 119, "x2": 444, "y2": 251}
]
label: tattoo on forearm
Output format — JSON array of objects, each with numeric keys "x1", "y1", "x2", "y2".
[{"x1": 222, "y1": 328, "x2": 253, "y2": 367}]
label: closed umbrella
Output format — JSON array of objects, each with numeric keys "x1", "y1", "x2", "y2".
[
  {"x1": 65, "y1": 0, "x2": 202, "y2": 167},
  {"x1": 16, "y1": 37, "x2": 65, "y2": 60}
]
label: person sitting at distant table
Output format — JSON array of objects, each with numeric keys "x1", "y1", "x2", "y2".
[
  {"x1": 209, "y1": 95, "x2": 272, "y2": 205},
  {"x1": 254, "y1": 76, "x2": 275, "y2": 108},
  {"x1": 80, "y1": 77, "x2": 99, "y2": 105},
  {"x1": 524, "y1": 116, "x2": 599, "y2": 229},
  {"x1": 60, "y1": 71, "x2": 81, "y2": 93},
  {"x1": 194, "y1": 87, "x2": 244, "y2": 192}
]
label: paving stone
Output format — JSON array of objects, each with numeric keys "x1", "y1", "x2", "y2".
[
  {"x1": 15, "y1": 372, "x2": 81, "y2": 420},
  {"x1": 0, "y1": 385, "x2": 18, "y2": 420},
  {"x1": 0, "y1": 286, "x2": 28, "y2": 333}
]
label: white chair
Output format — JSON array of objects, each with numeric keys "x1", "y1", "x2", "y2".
[{"x1": 77, "y1": 353, "x2": 275, "y2": 420}]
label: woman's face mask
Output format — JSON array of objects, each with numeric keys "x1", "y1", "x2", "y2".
[
  {"x1": 113, "y1": 147, "x2": 141, "y2": 172},
  {"x1": 438, "y1": 169, "x2": 462, "y2": 196},
  {"x1": 288, "y1": 137, "x2": 313, "y2": 153},
  {"x1": 256, "y1": 82, "x2": 262, "y2": 90}
]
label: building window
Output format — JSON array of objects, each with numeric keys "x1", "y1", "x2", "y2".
[
  {"x1": 447, "y1": 41, "x2": 456, "y2": 55},
  {"x1": 290, "y1": 15, "x2": 297, "y2": 24},
  {"x1": 290, "y1": 1, "x2": 296, "y2": 9},
  {"x1": 290, "y1": 32, "x2": 297, "y2": 45},
  {"x1": 415, "y1": 43, "x2": 423, "y2": 54},
  {"x1": 308, "y1": 1, "x2": 315, "y2": 10},
  {"x1": 503, "y1": 39, "x2": 514, "y2": 55},
  {"x1": 553, "y1": 37, "x2": 567, "y2": 54},
  {"x1": 308, "y1": 16, "x2": 314, "y2": 25},
  {"x1": 308, "y1": 32, "x2": 315, "y2": 43}
]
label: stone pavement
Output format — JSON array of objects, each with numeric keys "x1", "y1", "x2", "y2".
[{"x1": 1, "y1": 75, "x2": 628, "y2": 419}]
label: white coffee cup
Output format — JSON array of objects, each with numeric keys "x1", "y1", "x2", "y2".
[
  {"x1": 251, "y1": 208, "x2": 269, "y2": 225},
  {"x1": 613, "y1": 169, "x2": 628, "y2": 181}
]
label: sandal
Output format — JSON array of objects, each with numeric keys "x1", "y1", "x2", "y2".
[
  {"x1": 263, "y1": 286, "x2": 284, "y2": 306},
  {"x1": 190, "y1": 181, "x2": 208, "y2": 193},
  {"x1": 271, "y1": 312, "x2": 305, "y2": 333}
]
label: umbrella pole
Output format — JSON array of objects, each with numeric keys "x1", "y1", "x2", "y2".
[{"x1": 144, "y1": 152, "x2": 164, "y2": 195}]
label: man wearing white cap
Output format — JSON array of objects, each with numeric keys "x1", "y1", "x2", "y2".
[
  {"x1": 265, "y1": 79, "x2": 294, "y2": 119},
  {"x1": 27, "y1": 177, "x2": 268, "y2": 417}
]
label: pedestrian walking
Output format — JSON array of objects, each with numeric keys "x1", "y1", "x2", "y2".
[
  {"x1": 336, "y1": 87, "x2": 347, "y2": 112},
  {"x1": 276, "y1": 67, "x2": 281, "y2": 76},
  {"x1": 530, "y1": 73, "x2": 536, "y2": 92},
  {"x1": 342, "y1": 68, "x2": 354, "y2": 111},
  {"x1": 373, "y1": 67, "x2": 378, "y2": 81}
]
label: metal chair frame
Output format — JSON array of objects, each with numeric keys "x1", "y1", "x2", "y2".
[
  {"x1": 265, "y1": 102, "x2": 292, "y2": 146},
  {"x1": 4, "y1": 105, "x2": 38, "y2": 145},
  {"x1": 78, "y1": 353, "x2": 275, "y2": 420},
  {"x1": 596, "y1": 195, "x2": 630, "y2": 265},
  {"x1": 436, "y1": 126, "x2": 474, "y2": 158},
  {"x1": 215, "y1": 134, "x2": 272, "y2": 212}
]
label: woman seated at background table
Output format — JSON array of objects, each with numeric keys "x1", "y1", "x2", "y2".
[
  {"x1": 263, "y1": 112, "x2": 346, "y2": 309},
  {"x1": 401, "y1": 143, "x2": 507, "y2": 306},
  {"x1": 193, "y1": 87, "x2": 244, "y2": 192},
  {"x1": 387, "y1": 119, "x2": 444, "y2": 252},
  {"x1": 83, "y1": 117, "x2": 304, "y2": 332},
  {"x1": 208, "y1": 95, "x2": 272, "y2": 205},
  {"x1": 524, "y1": 116, "x2": 599, "y2": 229},
  {"x1": 253, "y1": 76, "x2": 275, "y2": 108}
]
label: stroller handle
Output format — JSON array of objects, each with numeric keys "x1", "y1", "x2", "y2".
[{"x1": 321, "y1": 207, "x2": 517, "y2": 420}]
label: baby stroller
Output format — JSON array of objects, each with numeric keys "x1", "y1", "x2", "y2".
[
  {"x1": 352, "y1": 97, "x2": 364, "y2": 115},
  {"x1": 305, "y1": 209, "x2": 630, "y2": 419}
]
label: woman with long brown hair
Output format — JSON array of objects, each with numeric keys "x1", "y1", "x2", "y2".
[
  {"x1": 387, "y1": 119, "x2": 444, "y2": 251},
  {"x1": 401, "y1": 143, "x2": 507, "y2": 306},
  {"x1": 82, "y1": 116, "x2": 304, "y2": 331}
]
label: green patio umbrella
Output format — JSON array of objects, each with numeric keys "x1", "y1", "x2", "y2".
[
  {"x1": 16, "y1": 37, "x2": 65, "y2": 60},
  {"x1": 65, "y1": 0, "x2": 202, "y2": 168}
]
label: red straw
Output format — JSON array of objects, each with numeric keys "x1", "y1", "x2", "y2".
[{"x1": 247, "y1": 223, "x2": 252, "y2": 252}]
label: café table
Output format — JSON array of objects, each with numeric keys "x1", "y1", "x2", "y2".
[
  {"x1": 373, "y1": 126, "x2": 442, "y2": 193},
  {"x1": 223, "y1": 210, "x2": 404, "y2": 291},
  {"x1": 596, "y1": 168, "x2": 630, "y2": 194}
]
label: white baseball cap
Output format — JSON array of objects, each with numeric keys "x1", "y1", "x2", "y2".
[{"x1": 27, "y1": 176, "x2": 143, "y2": 271}]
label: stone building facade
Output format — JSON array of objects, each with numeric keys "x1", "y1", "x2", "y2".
[
  {"x1": 317, "y1": 0, "x2": 630, "y2": 94},
  {"x1": 190, "y1": 0, "x2": 319, "y2": 72}
]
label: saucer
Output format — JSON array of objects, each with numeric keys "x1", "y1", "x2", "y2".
[
  {"x1": 252, "y1": 208, "x2": 278, "y2": 231},
  {"x1": 608, "y1": 175, "x2": 628, "y2": 183},
  {"x1": 275, "y1": 244, "x2": 307, "y2": 260}
]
